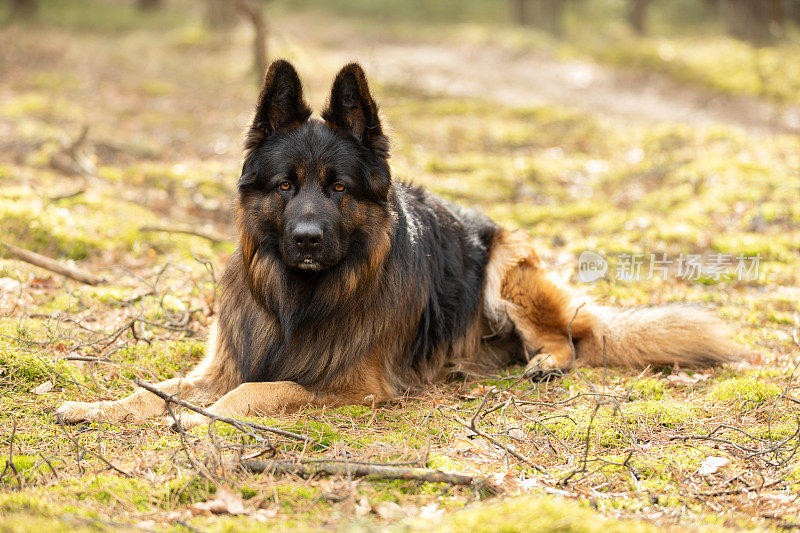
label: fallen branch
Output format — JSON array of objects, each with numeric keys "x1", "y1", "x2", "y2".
[
  {"x1": 50, "y1": 188, "x2": 86, "y2": 202},
  {"x1": 133, "y1": 378, "x2": 320, "y2": 447},
  {"x1": 1, "y1": 241, "x2": 103, "y2": 286},
  {"x1": 139, "y1": 225, "x2": 227, "y2": 244},
  {"x1": 240, "y1": 459, "x2": 475, "y2": 486}
]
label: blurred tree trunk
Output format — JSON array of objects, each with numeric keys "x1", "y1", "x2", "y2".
[
  {"x1": 137, "y1": 0, "x2": 162, "y2": 10},
  {"x1": 206, "y1": 0, "x2": 238, "y2": 29},
  {"x1": 512, "y1": 0, "x2": 564, "y2": 34},
  {"x1": 231, "y1": 0, "x2": 269, "y2": 79},
  {"x1": 513, "y1": 0, "x2": 532, "y2": 25},
  {"x1": 791, "y1": 0, "x2": 800, "y2": 25},
  {"x1": 769, "y1": 0, "x2": 784, "y2": 36},
  {"x1": 11, "y1": 0, "x2": 38, "y2": 18},
  {"x1": 721, "y1": 0, "x2": 781, "y2": 43},
  {"x1": 628, "y1": 0, "x2": 649, "y2": 35}
]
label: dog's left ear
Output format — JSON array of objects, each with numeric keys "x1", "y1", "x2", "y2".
[{"x1": 322, "y1": 63, "x2": 389, "y2": 159}]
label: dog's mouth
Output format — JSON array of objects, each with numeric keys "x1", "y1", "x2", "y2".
[
  {"x1": 296, "y1": 257, "x2": 323, "y2": 271},
  {"x1": 280, "y1": 238, "x2": 345, "y2": 272}
]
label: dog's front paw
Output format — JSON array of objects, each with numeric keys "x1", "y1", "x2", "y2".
[
  {"x1": 55, "y1": 401, "x2": 102, "y2": 424},
  {"x1": 522, "y1": 353, "x2": 566, "y2": 381},
  {"x1": 169, "y1": 412, "x2": 210, "y2": 432}
]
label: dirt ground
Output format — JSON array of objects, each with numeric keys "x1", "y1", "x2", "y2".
[{"x1": 275, "y1": 12, "x2": 800, "y2": 136}]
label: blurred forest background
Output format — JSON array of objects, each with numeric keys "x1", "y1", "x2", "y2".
[{"x1": 1, "y1": 1, "x2": 799, "y2": 532}]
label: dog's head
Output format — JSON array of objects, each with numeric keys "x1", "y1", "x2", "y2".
[{"x1": 237, "y1": 60, "x2": 391, "y2": 276}]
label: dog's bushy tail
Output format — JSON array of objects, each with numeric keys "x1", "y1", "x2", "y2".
[{"x1": 574, "y1": 303, "x2": 748, "y2": 368}]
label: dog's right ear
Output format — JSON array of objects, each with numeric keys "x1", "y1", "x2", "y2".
[
  {"x1": 241, "y1": 60, "x2": 312, "y2": 188},
  {"x1": 245, "y1": 60, "x2": 312, "y2": 146},
  {"x1": 322, "y1": 63, "x2": 391, "y2": 200}
]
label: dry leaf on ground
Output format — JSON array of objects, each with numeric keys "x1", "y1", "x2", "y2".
[
  {"x1": 31, "y1": 381, "x2": 53, "y2": 395},
  {"x1": 697, "y1": 456, "x2": 731, "y2": 476},
  {"x1": 191, "y1": 487, "x2": 246, "y2": 515}
]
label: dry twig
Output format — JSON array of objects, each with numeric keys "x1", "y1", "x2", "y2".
[
  {"x1": 1, "y1": 241, "x2": 104, "y2": 286},
  {"x1": 133, "y1": 378, "x2": 319, "y2": 447},
  {"x1": 139, "y1": 225, "x2": 227, "y2": 244},
  {"x1": 241, "y1": 459, "x2": 476, "y2": 486}
]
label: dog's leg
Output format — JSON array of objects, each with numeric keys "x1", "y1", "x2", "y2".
[
  {"x1": 55, "y1": 376, "x2": 212, "y2": 424},
  {"x1": 503, "y1": 267, "x2": 592, "y2": 375},
  {"x1": 491, "y1": 233, "x2": 593, "y2": 376},
  {"x1": 175, "y1": 381, "x2": 340, "y2": 429},
  {"x1": 56, "y1": 322, "x2": 237, "y2": 424}
]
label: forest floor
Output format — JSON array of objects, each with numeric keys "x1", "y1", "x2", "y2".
[{"x1": 1, "y1": 2, "x2": 800, "y2": 532}]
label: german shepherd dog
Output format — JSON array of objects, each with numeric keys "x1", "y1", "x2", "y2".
[{"x1": 57, "y1": 61, "x2": 746, "y2": 428}]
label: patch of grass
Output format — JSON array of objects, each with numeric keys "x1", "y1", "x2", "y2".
[
  {"x1": 0, "y1": 340, "x2": 77, "y2": 390},
  {"x1": 114, "y1": 340, "x2": 204, "y2": 382},
  {"x1": 628, "y1": 377, "x2": 666, "y2": 400},
  {"x1": 80, "y1": 475, "x2": 154, "y2": 512},
  {"x1": 0, "y1": 514, "x2": 103, "y2": 533},
  {"x1": 165, "y1": 476, "x2": 216, "y2": 506},
  {"x1": 0, "y1": 94, "x2": 83, "y2": 122},
  {"x1": 429, "y1": 495, "x2": 660, "y2": 533},
  {"x1": 591, "y1": 36, "x2": 800, "y2": 104},
  {"x1": 276, "y1": 0, "x2": 506, "y2": 25},
  {"x1": 708, "y1": 376, "x2": 783, "y2": 409},
  {"x1": 625, "y1": 400, "x2": 701, "y2": 429},
  {"x1": 0, "y1": 491, "x2": 92, "y2": 525}
]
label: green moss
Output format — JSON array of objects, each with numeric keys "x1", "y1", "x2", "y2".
[
  {"x1": 628, "y1": 377, "x2": 666, "y2": 400},
  {"x1": 8, "y1": 455, "x2": 51, "y2": 478},
  {"x1": 430, "y1": 495, "x2": 659, "y2": 533},
  {"x1": 0, "y1": 94, "x2": 83, "y2": 121},
  {"x1": 139, "y1": 79, "x2": 175, "y2": 97},
  {"x1": 426, "y1": 454, "x2": 465, "y2": 474},
  {"x1": 329, "y1": 404, "x2": 371, "y2": 417},
  {"x1": 165, "y1": 476, "x2": 216, "y2": 506},
  {"x1": 115, "y1": 340, "x2": 205, "y2": 382},
  {"x1": 0, "y1": 341, "x2": 77, "y2": 389},
  {"x1": 170, "y1": 25, "x2": 212, "y2": 48},
  {"x1": 240, "y1": 486, "x2": 258, "y2": 500},
  {"x1": 267, "y1": 485, "x2": 321, "y2": 511},
  {"x1": 22, "y1": 71, "x2": 82, "y2": 92},
  {"x1": 625, "y1": 400, "x2": 701, "y2": 429},
  {"x1": 541, "y1": 400, "x2": 702, "y2": 449},
  {"x1": 708, "y1": 377, "x2": 782, "y2": 409},
  {"x1": 591, "y1": 36, "x2": 800, "y2": 105},
  {"x1": 84, "y1": 476, "x2": 153, "y2": 511},
  {"x1": 36, "y1": 292, "x2": 84, "y2": 314}
]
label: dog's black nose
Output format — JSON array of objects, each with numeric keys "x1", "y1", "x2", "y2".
[{"x1": 292, "y1": 222, "x2": 323, "y2": 250}]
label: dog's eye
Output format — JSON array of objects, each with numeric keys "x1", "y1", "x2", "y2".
[
  {"x1": 331, "y1": 183, "x2": 346, "y2": 193},
  {"x1": 279, "y1": 181, "x2": 293, "y2": 191}
]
